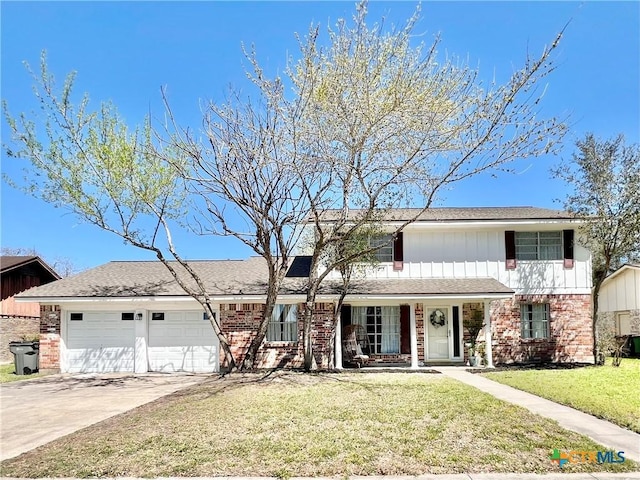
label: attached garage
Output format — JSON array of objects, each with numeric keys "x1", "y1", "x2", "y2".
[
  {"x1": 63, "y1": 309, "x2": 219, "y2": 374},
  {"x1": 147, "y1": 311, "x2": 219, "y2": 373},
  {"x1": 65, "y1": 311, "x2": 135, "y2": 373}
]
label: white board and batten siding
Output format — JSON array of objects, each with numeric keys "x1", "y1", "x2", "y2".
[
  {"x1": 330, "y1": 228, "x2": 592, "y2": 294},
  {"x1": 599, "y1": 266, "x2": 640, "y2": 312},
  {"x1": 61, "y1": 306, "x2": 219, "y2": 374}
]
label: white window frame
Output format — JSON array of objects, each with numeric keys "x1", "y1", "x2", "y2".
[
  {"x1": 521, "y1": 303, "x2": 550, "y2": 339},
  {"x1": 353, "y1": 305, "x2": 400, "y2": 354},
  {"x1": 515, "y1": 231, "x2": 563, "y2": 260},
  {"x1": 267, "y1": 304, "x2": 298, "y2": 342}
]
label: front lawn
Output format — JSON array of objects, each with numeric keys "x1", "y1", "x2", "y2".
[
  {"x1": 0, "y1": 363, "x2": 47, "y2": 383},
  {"x1": 0, "y1": 371, "x2": 636, "y2": 477},
  {"x1": 483, "y1": 358, "x2": 640, "y2": 433}
]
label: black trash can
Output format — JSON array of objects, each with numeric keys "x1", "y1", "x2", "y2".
[{"x1": 8, "y1": 341, "x2": 40, "y2": 375}]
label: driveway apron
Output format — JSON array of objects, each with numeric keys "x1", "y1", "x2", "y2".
[{"x1": 0, "y1": 373, "x2": 204, "y2": 461}]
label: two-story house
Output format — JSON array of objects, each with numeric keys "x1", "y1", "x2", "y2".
[{"x1": 17, "y1": 207, "x2": 594, "y2": 373}]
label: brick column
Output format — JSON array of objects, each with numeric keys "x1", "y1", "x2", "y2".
[{"x1": 39, "y1": 305, "x2": 61, "y2": 372}]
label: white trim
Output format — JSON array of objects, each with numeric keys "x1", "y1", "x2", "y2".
[
  {"x1": 410, "y1": 303, "x2": 418, "y2": 368},
  {"x1": 601, "y1": 264, "x2": 640, "y2": 286},
  {"x1": 22, "y1": 292, "x2": 515, "y2": 304},
  {"x1": 484, "y1": 300, "x2": 494, "y2": 368}
]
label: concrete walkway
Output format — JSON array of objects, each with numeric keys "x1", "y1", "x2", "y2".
[
  {"x1": 435, "y1": 367, "x2": 640, "y2": 463},
  {"x1": 0, "y1": 373, "x2": 204, "y2": 461}
]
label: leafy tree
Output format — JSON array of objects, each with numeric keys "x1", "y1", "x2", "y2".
[
  {"x1": 288, "y1": 2, "x2": 566, "y2": 370},
  {"x1": 5, "y1": 2, "x2": 568, "y2": 372},
  {"x1": 553, "y1": 133, "x2": 640, "y2": 362},
  {"x1": 2, "y1": 54, "x2": 245, "y2": 369}
]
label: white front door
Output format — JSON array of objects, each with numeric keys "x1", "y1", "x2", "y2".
[{"x1": 426, "y1": 307, "x2": 449, "y2": 360}]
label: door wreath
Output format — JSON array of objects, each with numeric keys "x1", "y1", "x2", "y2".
[{"x1": 430, "y1": 309, "x2": 446, "y2": 328}]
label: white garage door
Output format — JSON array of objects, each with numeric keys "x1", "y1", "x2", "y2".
[
  {"x1": 148, "y1": 311, "x2": 219, "y2": 373},
  {"x1": 66, "y1": 312, "x2": 135, "y2": 373}
]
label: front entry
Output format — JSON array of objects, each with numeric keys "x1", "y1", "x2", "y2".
[{"x1": 426, "y1": 307, "x2": 449, "y2": 359}]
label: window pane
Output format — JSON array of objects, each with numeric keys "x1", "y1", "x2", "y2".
[
  {"x1": 516, "y1": 231, "x2": 562, "y2": 260},
  {"x1": 520, "y1": 303, "x2": 549, "y2": 339},
  {"x1": 370, "y1": 235, "x2": 393, "y2": 262},
  {"x1": 267, "y1": 304, "x2": 297, "y2": 342}
]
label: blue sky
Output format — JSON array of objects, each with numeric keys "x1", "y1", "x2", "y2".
[{"x1": 1, "y1": 1, "x2": 638, "y2": 272}]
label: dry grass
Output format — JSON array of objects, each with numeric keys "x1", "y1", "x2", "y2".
[{"x1": 1, "y1": 371, "x2": 637, "y2": 477}]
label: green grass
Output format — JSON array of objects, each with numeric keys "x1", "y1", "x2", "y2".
[
  {"x1": 483, "y1": 358, "x2": 640, "y2": 433},
  {"x1": 0, "y1": 363, "x2": 47, "y2": 383},
  {"x1": 0, "y1": 371, "x2": 637, "y2": 477}
]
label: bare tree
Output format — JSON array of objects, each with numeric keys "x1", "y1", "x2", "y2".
[
  {"x1": 159, "y1": 62, "x2": 329, "y2": 368},
  {"x1": 553, "y1": 133, "x2": 640, "y2": 363},
  {"x1": 3, "y1": 53, "x2": 241, "y2": 370},
  {"x1": 0, "y1": 247, "x2": 80, "y2": 277},
  {"x1": 285, "y1": 2, "x2": 567, "y2": 370}
]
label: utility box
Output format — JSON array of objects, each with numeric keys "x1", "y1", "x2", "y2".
[{"x1": 8, "y1": 341, "x2": 39, "y2": 375}]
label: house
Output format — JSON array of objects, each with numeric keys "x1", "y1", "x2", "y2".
[
  {"x1": 1, "y1": 256, "x2": 61, "y2": 363},
  {"x1": 597, "y1": 264, "x2": 640, "y2": 351},
  {"x1": 16, "y1": 207, "x2": 594, "y2": 373}
]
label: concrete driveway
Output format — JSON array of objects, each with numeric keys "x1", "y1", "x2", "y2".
[{"x1": 0, "y1": 373, "x2": 205, "y2": 461}]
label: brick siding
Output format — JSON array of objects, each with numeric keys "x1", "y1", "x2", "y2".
[
  {"x1": 38, "y1": 305, "x2": 61, "y2": 371},
  {"x1": 491, "y1": 294, "x2": 593, "y2": 364}
]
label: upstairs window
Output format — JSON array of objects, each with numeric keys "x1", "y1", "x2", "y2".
[
  {"x1": 369, "y1": 234, "x2": 393, "y2": 262},
  {"x1": 521, "y1": 303, "x2": 550, "y2": 339},
  {"x1": 515, "y1": 231, "x2": 562, "y2": 260},
  {"x1": 267, "y1": 304, "x2": 298, "y2": 342}
]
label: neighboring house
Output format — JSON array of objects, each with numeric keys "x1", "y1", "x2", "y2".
[
  {"x1": 1, "y1": 256, "x2": 61, "y2": 363},
  {"x1": 597, "y1": 264, "x2": 640, "y2": 346},
  {"x1": 17, "y1": 207, "x2": 594, "y2": 373}
]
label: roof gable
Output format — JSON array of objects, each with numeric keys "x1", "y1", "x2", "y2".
[{"x1": 0, "y1": 256, "x2": 61, "y2": 281}]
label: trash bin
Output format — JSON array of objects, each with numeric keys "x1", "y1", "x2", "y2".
[
  {"x1": 8, "y1": 341, "x2": 39, "y2": 375},
  {"x1": 633, "y1": 336, "x2": 640, "y2": 357}
]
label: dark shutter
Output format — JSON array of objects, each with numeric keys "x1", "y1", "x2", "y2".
[
  {"x1": 452, "y1": 306, "x2": 460, "y2": 358},
  {"x1": 400, "y1": 304, "x2": 411, "y2": 354},
  {"x1": 393, "y1": 232, "x2": 404, "y2": 271},
  {"x1": 563, "y1": 229, "x2": 575, "y2": 269},
  {"x1": 505, "y1": 230, "x2": 516, "y2": 270}
]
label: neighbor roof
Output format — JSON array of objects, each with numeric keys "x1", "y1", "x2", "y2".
[
  {"x1": 17, "y1": 256, "x2": 512, "y2": 300},
  {"x1": 601, "y1": 263, "x2": 640, "y2": 286},
  {"x1": 0, "y1": 256, "x2": 61, "y2": 280},
  {"x1": 316, "y1": 206, "x2": 578, "y2": 223}
]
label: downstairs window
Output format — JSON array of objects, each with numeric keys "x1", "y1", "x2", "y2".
[{"x1": 521, "y1": 303, "x2": 550, "y2": 339}]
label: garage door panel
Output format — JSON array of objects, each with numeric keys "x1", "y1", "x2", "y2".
[
  {"x1": 65, "y1": 312, "x2": 135, "y2": 373},
  {"x1": 148, "y1": 311, "x2": 219, "y2": 373}
]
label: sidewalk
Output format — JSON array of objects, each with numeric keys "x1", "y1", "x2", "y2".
[{"x1": 434, "y1": 367, "x2": 640, "y2": 463}]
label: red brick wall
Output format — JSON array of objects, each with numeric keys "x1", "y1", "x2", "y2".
[
  {"x1": 492, "y1": 294, "x2": 593, "y2": 364},
  {"x1": 38, "y1": 305, "x2": 61, "y2": 370},
  {"x1": 220, "y1": 302, "x2": 336, "y2": 369}
]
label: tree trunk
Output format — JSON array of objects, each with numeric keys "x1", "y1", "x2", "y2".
[
  {"x1": 592, "y1": 258, "x2": 610, "y2": 365},
  {"x1": 303, "y1": 297, "x2": 315, "y2": 372}
]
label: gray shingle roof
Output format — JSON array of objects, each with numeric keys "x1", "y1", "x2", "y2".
[
  {"x1": 317, "y1": 206, "x2": 577, "y2": 223},
  {"x1": 17, "y1": 257, "x2": 512, "y2": 300}
]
